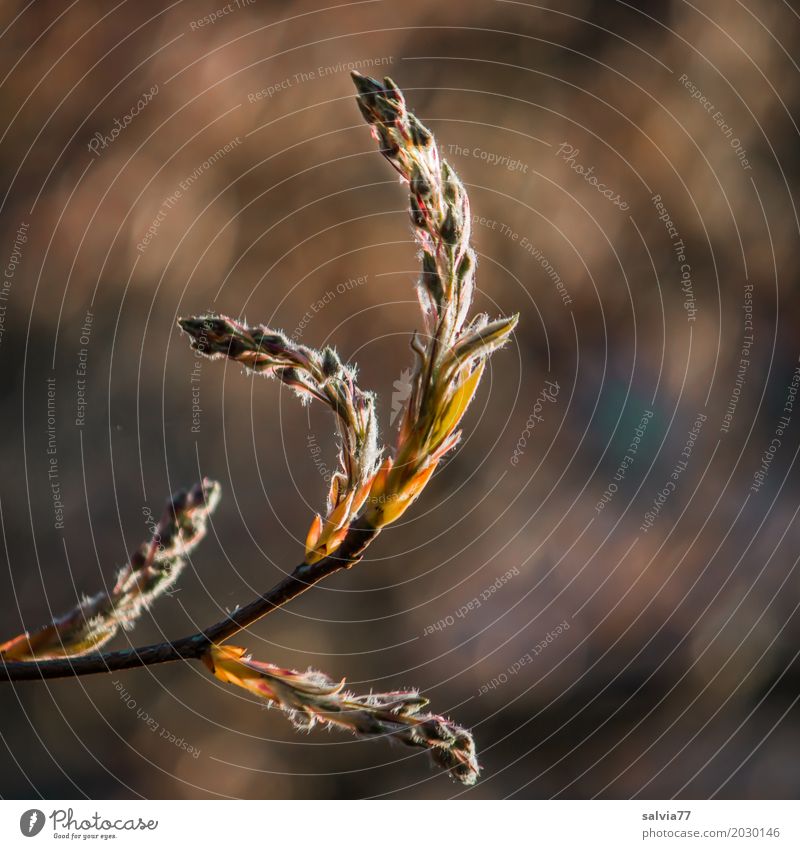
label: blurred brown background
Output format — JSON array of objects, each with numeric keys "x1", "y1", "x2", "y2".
[{"x1": 1, "y1": 0, "x2": 800, "y2": 799}]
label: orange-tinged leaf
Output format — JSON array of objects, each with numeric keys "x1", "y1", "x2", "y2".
[
  {"x1": 305, "y1": 514, "x2": 323, "y2": 556},
  {"x1": 432, "y1": 428, "x2": 462, "y2": 461},
  {"x1": 0, "y1": 633, "x2": 33, "y2": 660},
  {"x1": 0, "y1": 621, "x2": 115, "y2": 661},
  {"x1": 368, "y1": 456, "x2": 393, "y2": 503},
  {"x1": 319, "y1": 522, "x2": 351, "y2": 557},
  {"x1": 376, "y1": 460, "x2": 438, "y2": 526},
  {"x1": 406, "y1": 459, "x2": 438, "y2": 499},
  {"x1": 431, "y1": 362, "x2": 484, "y2": 447},
  {"x1": 327, "y1": 474, "x2": 341, "y2": 512},
  {"x1": 351, "y1": 475, "x2": 375, "y2": 515},
  {"x1": 374, "y1": 495, "x2": 409, "y2": 527},
  {"x1": 202, "y1": 637, "x2": 479, "y2": 784},
  {"x1": 306, "y1": 485, "x2": 362, "y2": 563},
  {"x1": 205, "y1": 644, "x2": 345, "y2": 702},
  {"x1": 326, "y1": 490, "x2": 355, "y2": 533}
]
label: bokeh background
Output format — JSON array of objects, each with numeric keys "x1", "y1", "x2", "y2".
[{"x1": 1, "y1": 0, "x2": 800, "y2": 799}]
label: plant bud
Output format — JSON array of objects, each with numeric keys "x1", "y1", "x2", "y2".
[
  {"x1": 408, "y1": 115, "x2": 433, "y2": 147},
  {"x1": 321, "y1": 347, "x2": 342, "y2": 379},
  {"x1": 457, "y1": 250, "x2": 474, "y2": 281},
  {"x1": 440, "y1": 207, "x2": 459, "y2": 244}
]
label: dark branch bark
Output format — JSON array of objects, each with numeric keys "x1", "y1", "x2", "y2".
[{"x1": 0, "y1": 519, "x2": 379, "y2": 682}]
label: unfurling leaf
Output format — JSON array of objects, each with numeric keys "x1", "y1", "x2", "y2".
[
  {"x1": 0, "y1": 479, "x2": 220, "y2": 661},
  {"x1": 350, "y1": 72, "x2": 517, "y2": 529},
  {"x1": 203, "y1": 644, "x2": 480, "y2": 785},
  {"x1": 178, "y1": 316, "x2": 381, "y2": 563}
]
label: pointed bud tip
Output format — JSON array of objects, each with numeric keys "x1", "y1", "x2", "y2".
[
  {"x1": 177, "y1": 315, "x2": 208, "y2": 337},
  {"x1": 350, "y1": 70, "x2": 382, "y2": 96},
  {"x1": 197, "y1": 478, "x2": 222, "y2": 510}
]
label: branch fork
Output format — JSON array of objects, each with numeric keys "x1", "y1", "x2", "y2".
[{"x1": 2, "y1": 73, "x2": 518, "y2": 787}]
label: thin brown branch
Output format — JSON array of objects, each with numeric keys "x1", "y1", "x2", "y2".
[{"x1": 0, "y1": 519, "x2": 378, "y2": 683}]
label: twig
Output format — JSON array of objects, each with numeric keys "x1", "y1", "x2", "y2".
[{"x1": 0, "y1": 518, "x2": 377, "y2": 682}]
